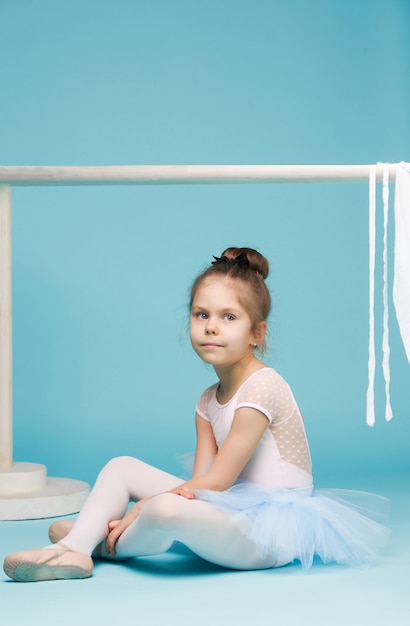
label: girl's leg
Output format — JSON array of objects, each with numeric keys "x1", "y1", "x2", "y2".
[
  {"x1": 114, "y1": 493, "x2": 280, "y2": 570},
  {"x1": 3, "y1": 457, "x2": 182, "y2": 582},
  {"x1": 60, "y1": 456, "x2": 181, "y2": 556}
]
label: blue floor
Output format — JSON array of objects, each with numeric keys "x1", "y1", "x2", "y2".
[{"x1": 1, "y1": 477, "x2": 409, "y2": 626}]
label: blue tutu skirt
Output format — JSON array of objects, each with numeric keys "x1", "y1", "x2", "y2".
[{"x1": 193, "y1": 482, "x2": 390, "y2": 569}]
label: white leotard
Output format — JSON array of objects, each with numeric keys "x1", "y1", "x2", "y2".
[{"x1": 196, "y1": 367, "x2": 313, "y2": 490}]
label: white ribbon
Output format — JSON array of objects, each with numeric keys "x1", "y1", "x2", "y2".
[
  {"x1": 366, "y1": 167, "x2": 376, "y2": 426},
  {"x1": 381, "y1": 165, "x2": 393, "y2": 421},
  {"x1": 366, "y1": 162, "x2": 410, "y2": 425}
]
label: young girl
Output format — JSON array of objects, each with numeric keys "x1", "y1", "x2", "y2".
[{"x1": 3, "y1": 247, "x2": 389, "y2": 582}]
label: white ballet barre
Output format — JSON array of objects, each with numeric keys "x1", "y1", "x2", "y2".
[
  {"x1": 0, "y1": 162, "x2": 401, "y2": 519},
  {"x1": 0, "y1": 163, "x2": 400, "y2": 185}
]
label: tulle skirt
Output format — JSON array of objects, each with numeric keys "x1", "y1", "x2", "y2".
[{"x1": 193, "y1": 482, "x2": 390, "y2": 569}]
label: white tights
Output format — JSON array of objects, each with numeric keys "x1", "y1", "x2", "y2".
[{"x1": 60, "y1": 456, "x2": 277, "y2": 570}]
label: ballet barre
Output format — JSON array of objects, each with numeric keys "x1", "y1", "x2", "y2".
[{"x1": 0, "y1": 163, "x2": 400, "y2": 185}]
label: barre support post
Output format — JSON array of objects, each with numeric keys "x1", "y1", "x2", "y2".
[{"x1": 0, "y1": 185, "x2": 12, "y2": 469}]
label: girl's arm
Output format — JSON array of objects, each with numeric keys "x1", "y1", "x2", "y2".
[
  {"x1": 173, "y1": 407, "x2": 269, "y2": 495},
  {"x1": 191, "y1": 414, "x2": 218, "y2": 478}
]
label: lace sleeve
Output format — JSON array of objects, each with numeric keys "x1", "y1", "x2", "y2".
[
  {"x1": 236, "y1": 369, "x2": 298, "y2": 424},
  {"x1": 236, "y1": 369, "x2": 312, "y2": 474}
]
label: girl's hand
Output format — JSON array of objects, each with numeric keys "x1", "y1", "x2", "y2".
[
  {"x1": 107, "y1": 519, "x2": 121, "y2": 533},
  {"x1": 169, "y1": 485, "x2": 196, "y2": 500},
  {"x1": 105, "y1": 501, "x2": 143, "y2": 556}
]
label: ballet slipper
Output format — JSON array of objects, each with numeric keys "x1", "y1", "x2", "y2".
[
  {"x1": 3, "y1": 543, "x2": 93, "y2": 582},
  {"x1": 48, "y1": 520, "x2": 74, "y2": 544}
]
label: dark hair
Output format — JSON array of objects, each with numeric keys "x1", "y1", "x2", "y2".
[{"x1": 190, "y1": 247, "x2": 271, "y2": 350}]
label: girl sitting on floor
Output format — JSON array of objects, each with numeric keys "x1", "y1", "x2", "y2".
[{"x1": 3, "y1": 247, "x2": 389, "y2": 582}]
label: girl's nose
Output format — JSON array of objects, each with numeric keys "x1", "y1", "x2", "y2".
[{"x1": 205, "y1": 318, "x2": 218, "y2": 334}]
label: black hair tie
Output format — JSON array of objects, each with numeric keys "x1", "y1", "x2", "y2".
[{"x1": 211, "y1": 252, "x2": 250, "y2": 269}]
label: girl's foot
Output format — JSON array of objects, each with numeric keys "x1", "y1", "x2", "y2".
[
  {"x1": 48, "y1": 520, "x2": 74, "y2": 544},
  {"x1": 3, "y1": 544, "x2": 93, "y2": 582}
]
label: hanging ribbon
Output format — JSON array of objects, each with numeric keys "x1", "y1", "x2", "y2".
[
  {"x1": 367, "y1": 164, "x2": 393, "y2": 424},
  {"x1": 366, "y1": 162, "x2": 410, "y2": 425},
  {"x1": 381, "y1": 165, "x2": 393, "y2": 421},
  {"x1": 366, "y1": 167, "x2": 376, "y2": 426}
]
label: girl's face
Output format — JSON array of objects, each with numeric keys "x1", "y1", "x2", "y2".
[{"x1": 190, "y1": 277, "x2": 264, "y2": 369}]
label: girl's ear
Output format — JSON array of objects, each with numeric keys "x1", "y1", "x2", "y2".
[{"x1": 252, "y1": 321, "x2": 267, "y2": 346}]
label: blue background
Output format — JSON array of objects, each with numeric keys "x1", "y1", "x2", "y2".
[{"x1": 1, "y1": 0, "x2": 409, "y2": 487}]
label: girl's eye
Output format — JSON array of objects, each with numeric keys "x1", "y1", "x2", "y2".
[
  {"x1": 197, "y1": 312, "x2": 208, "y2": 320},
  {"x1": 224, "y1": 314, "x2": 235, "y2": 321}
]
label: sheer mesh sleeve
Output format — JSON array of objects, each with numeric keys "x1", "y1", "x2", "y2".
[
  {"x1": 236, "y1": 368, "x2": 296, "y2": 424},
  {"x1": 237, "y1": 369, "x2": 312, "y2": 475}
]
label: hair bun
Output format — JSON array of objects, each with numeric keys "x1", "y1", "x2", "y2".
[{"x1": 220, "y1": 247, "x2": 269, "y2": 279}]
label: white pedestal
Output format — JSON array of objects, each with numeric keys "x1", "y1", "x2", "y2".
[{"x1": 0, "y1": 462, "x2": 89, "y2": 520}]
